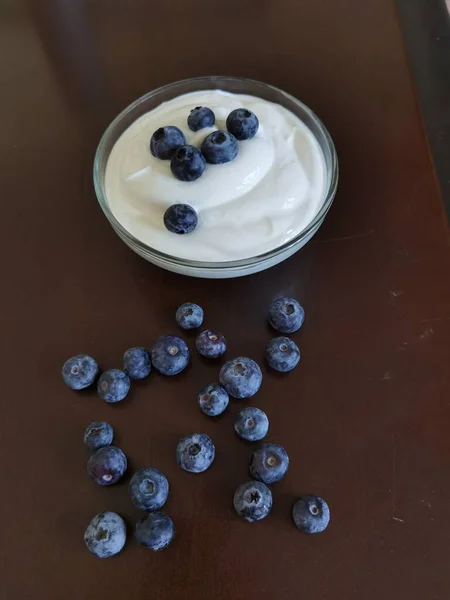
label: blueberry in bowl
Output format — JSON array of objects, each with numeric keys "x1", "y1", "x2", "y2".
[
  {"x1": 201, "y1": 130, "x2": 239, "y2": 164},
  {"x1": 188, "y1": 106, "x2": 215, "y2": 131}
]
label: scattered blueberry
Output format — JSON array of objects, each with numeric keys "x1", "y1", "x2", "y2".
[
  {"x1": 176, "y1": 302, "x2": 204, "y2": 330},
  {"x1": 84, "y1": 421, "x2": 114, "y2": 451},
  {"x1": 135, "y1": 512, "x2": 175, "y2": 551},
  {"x1": 87, "y1": 446, "x2": 127, "y2": 486},
  {"x1": 151, "y1": 335, "x2": 189, "y2": 376},
  {"x1": 84, "y1": 511, "x2": 126, "y2": 558},
  {"x1": 268, "y1": 297, "x2": 305, "y2": 334},
  {"x1": 97, "y1": 369, "x2": 130, "y2": 403},
  {"x1": 201, "y1": 130, "x2": 239, "y2": 164},
  {"x1": 198, "y1": 383, "x2": 229, "y2": 417},
  {"x1": 188, "y1": 106, "x2": 215, "y2": 131},
  {"x1": 233, "y1": 481, "x2": 272, "y2": 522},
  {"x1": 226, "y1": 108, "x2": 259, "y2": 140},
  {"x1": 164, "y1": 204, "x2": 198, "y2": 235},
  {"x1": 234, "y1": 407, "x2": 269, "y2": 442},
  {"x1": 196, "y1": 329, "x2": 227, "y2": 358},
  {"x1": 129, "y1": 467, "x2": 169, "y2": 511},
  {"x1": 62, "y1": 354, "x2": 98, "y2": 390},
  {"x1": 219, "y1": 357, "x2": 262, "y2": 399},
  {"x1": 123, "y1": 347, "x2": 151, "y2": 380},
  {"x1": 170, "y1": 145, "x2": 206, "y2": 182},
  {"x1": 249, "y1": 443, "x2": 289, "y2": 484},
  {"x1": 150, "y1": 126, "x2": 185, "y2": 160},
  {"x1": 292, "y1": 495, "x2": 330, "y2": 534},
  {"x1": 176, "y1": 433, "x2": 215, "y2": 473},
  {"x1": 266, "y1": 337, "x2": 300, "y2": 372}
]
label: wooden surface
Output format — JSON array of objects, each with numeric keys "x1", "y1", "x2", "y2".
[{"x1": 1, "y1": 1, "x2": 450, "y2": 598}]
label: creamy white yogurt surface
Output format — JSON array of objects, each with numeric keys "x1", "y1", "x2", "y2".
[{"x1": 105, "y1": 90, "x2": 326, "y2": 262}]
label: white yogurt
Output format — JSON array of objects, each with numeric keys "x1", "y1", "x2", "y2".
[{"x1": 105, "y1": 90, "x2": 326, "y2": 262}]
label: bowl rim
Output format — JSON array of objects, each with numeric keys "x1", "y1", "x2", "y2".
[{"x1": 93, "y1": 75, "x2": 339, "y2": 270}]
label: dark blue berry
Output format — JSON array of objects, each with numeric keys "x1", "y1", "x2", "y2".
[
  {"x1": 249, "y1": 443, "x2": 289, "y2": 484},
  {"x1": 151, "y1": 335, "x2": 189, "y2": 376},
  {"x1": 268, "y1": 297, "x2": 305, "y2": 334},
  {"x1": 135, "y1": 512, "x2": 175, "y2": 551},
  {"x1": 164, "y1": 204, "x2": 198, "y2": 235},
  {"x1": 219, "y1": 357, "x2": 262, "y2": 399},
  {"x1": 226, "y1": 108, "x2": 259, "y2": 140},
  {"x1": 196, "y1": 329, "x2": 226, "y2": 358},
  {"x1": 266, "y1": 337, "x2": 300, "y2": 372},
  {"x1": 233, "y1": 481, "x2": 272, "y2": 522},
  {"x1": 62, "y1": 354, "x2": 98, "y2": 390},
  {"x1": 187, "y1": 106, "x2": 215, "y2": 131},
  {"x1": 293, "y1": 495, "x2": 330, "y2": 534},
  {"x1": 170, "y1": 145, "x2": 206, "y2": 182},
  {"x1": 176, "y1": 302, "x2": 204, "y2": 330},
  {"x1": 201, "y1": 130, "x2": 239, "y2": 164},
  {"x1": 84, "y1": 512, "x2": 126, "y2": 558},
  {"x1": 97, "y1": 369, "x2": 130, "y2": 403},
  {"x1": 129, "y1": 467, "x2": 169, "y2": 511},
  {"x1": 234, "y1": 407, "x2": 269, "y2": 442},
  {"x1": 87, "y1": 446, "x2": 127, "y2": 486},
  {"x1": 198, "y1": 383, "x2": 229, "y2": 417},
  {"x1": 150, "y1": 126, "x2": 185, "y2": 160},
  {"x1": 123, "y1": 347, "x2": 151, "y2": 380},
  {"x1": 176, "y1": 433, "x2": 215, "y2": 473},
  {"x1": 84, "y1": 421, "x2": 114, "y2": 451}
]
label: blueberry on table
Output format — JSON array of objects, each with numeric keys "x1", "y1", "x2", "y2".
[
  {"x1": 233, "y1": 481, "x2": 272, "y2": 522},
  {"x1": 226, "y1": 108, "x2": 259, "y2": 140},
  {"x1": 266, "y1": 337, "x2": 300, "y2": 372},
  {"x1": 201, "y1": 130, "x2": 239, "y2": 164},
  {"x1": 62, "y1": 354, "x2": 98, "y2": 390},
  {"x1": 292, "y1": 495, "x2": 330, "y2": 534},
  {"x1": 84, "y1": 421, "x2": 114, "y2": 451},
  {"x1": 135, "y1": 512, "x2": 175, "y2": 551},
  {"x1": 164, "y1": 204, "x2": 198, "y2": 235},
  {"x1": 234, "y1": 407, "x2": 269, "y2": 442},
  {"x1": 187, "y1": 106, "x2": 215, "y2": 131},
  {"x1": 84, "y1": 511, "x2": 126, "y2": 558},
  {"x1": 150, "y1": 126, "x2": 186, "y2": 160},
  {"x1": 176, "y1": 433, "x2": 215, "y2": 473},
  {"x1": 249, "y1": 443, "x2": 289, "y2": 484},
  {"x1": 219, "y1": 357, "x2": 262, "y2": 399},
  {"x1": 129, "y1": 467, "x2": 169, "y2": 511},
  {"x1": 176, "y1": 302, "x2": 204, "y2": 330},
  {"x1": 151, "y1": 335, "x2": 189, "y2": 376},
  {"x1": 268, "y1": 297, "x2": 305, "y2": 334},
  {"x1": 123, "y1": 347, "x2": 151, "y2": 380},
  {"x1": 87, "y1": 446, "x2": 127, "y2": 486},
  {"x1": 170, "y1": 145, "x2": 206, "y2": 182},
  {"x1": 196, "y1": 329, "x2": 227, "y2": 358},
  {"x1": 97, "y1": 369, "x2": 130, "y2": 403},
  {"x1": 198, "y1": 383, "x2": 229, "y2": 417}
]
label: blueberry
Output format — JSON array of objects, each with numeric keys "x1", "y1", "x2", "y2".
[
  {"x1": 198, "y1": 383, "x2": 229, "y2": 417},
  {"x1": 293, "y1": 495, "x2": 330, "y2": 534},
  {"x1": 201, "y1": 130, "x2": 239, "y2": 164},
  {"x1": 187, "y1": 106, "x2": 215, "y2": 131},
  {"x1": 135, "y1": 512, "x2": 175, "y2": 551},
  {"x1": 268, "y1": 297, "x2": 305, "y2": 334},
  {"x1": 234, "y1": 407, "x2": 269, "y2": 442},
  {"x1": 176, "y1": 433, "x2": 215, "y2": 473},
  {"x1": 266, "y1": 337, "x2": 300, "y2": 372},
  {"x1": 87, "y1": 446, "x2": 127, "y2": 486},
  {"x1": 97, "y1": 369, "x2": 130, "y2": 403},
  {"x1": 233, "y1": 481, "x2": 272, "y2": 522},
  {"x1": 84, "y1": 511, "x2": 126, "y2": 558},
  {"x1": 196, "y1": 329, "x2": 226, "y2": 358},
  {"x1": 176, "y1": 302, "x2": 204, "y2": 330},
  {"x1": 62, "y1": 354, "x2": 98, "y2": 390},
  {"x1": 129, "y1": 467, "x2": 169, "y2": 511},
  {"x1": 226, "y1": 108, "x2": 259, "y2": 141},
  {"x1": 249, "y1": 443, "x2": 289, "y2": 484},
  {"x1": 164, "y1": 204, "x2": 198, "y2": 235},
  {"x1": 170, "y1": 145, "x2": 206, "y2": 182},
  {"x1": 151, "y1": 335, "x2": 189, "y2": 376},
  {"x1": 150, "y1": 126, "x2": 186, "y2": 160},
  {"x1": 219, "y1": 357, "x2": 262, "y2": 399},
  {"x1": 123, "y1": 347, "x2": 151, "y2": 380},
  {"x1": 84, "y1": 421, "x2": 114, "y2": 451}
]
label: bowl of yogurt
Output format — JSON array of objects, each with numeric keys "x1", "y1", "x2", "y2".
[{"x1": 94, "y1": 76, "x2": 338, "y2": 278}]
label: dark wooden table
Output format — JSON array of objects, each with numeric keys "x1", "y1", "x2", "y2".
[{"x1": 2, "y1": 1, "x2": 450, "y2": 599}]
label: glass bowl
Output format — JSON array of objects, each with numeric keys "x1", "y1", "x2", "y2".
[{"x1": 94, "y1": 76, "x2": 338, "y2": 278}]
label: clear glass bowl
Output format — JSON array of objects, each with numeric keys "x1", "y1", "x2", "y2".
[{"x1": 94, "y1": 76, "x2": 338, "y2": 278}]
